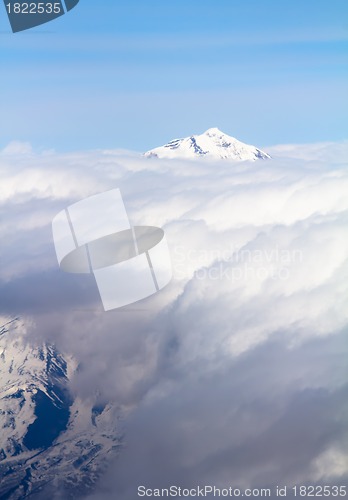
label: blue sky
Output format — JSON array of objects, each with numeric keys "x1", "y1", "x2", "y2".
[{"x1": 1, "y1": 0, "x2": 347, "y2": 151}]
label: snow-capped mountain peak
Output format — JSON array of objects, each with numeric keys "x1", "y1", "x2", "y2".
[
  {"x1": 205, "y1": 127, "x2": 224, "y2": 136},
  {"x1": 144, "y1": 127, "x2": 271, "y2": 161}
]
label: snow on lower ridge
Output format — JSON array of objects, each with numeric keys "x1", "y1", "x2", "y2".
[{"x1": 0, "y1": 318, "x2": 122, "y2": 499}]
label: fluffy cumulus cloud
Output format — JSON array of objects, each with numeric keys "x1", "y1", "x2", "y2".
[{"x1": 0, "y1": 140, "x2": 348, "y2": 498}]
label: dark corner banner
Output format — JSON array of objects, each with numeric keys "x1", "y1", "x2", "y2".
[{"x1": 3, "y1": 0, "x2": 79, "y2": 33}]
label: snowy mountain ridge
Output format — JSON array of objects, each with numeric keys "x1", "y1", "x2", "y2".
[
  {"x1": 144, "y1": 127, "x2": 271, "y2": 161},
  {"x1": 0, "y1": 318, "x2": 122, "y2": 499}
]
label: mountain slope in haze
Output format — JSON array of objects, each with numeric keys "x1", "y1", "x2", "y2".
[
  {"x1": 144, "y1": 127, "x2": 271, "y2": 161},
  {"x1": 0, "y1": 318, "x2": 122, "y2": 499}
]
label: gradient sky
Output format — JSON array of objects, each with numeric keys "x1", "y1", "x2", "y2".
[{"x1": 1, "y1": 0, "x2": 347, "y2": 151}]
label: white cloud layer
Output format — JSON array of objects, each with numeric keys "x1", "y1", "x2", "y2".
[{"x1": 0, "y1": 140, "x2": 347, "y2": 498}]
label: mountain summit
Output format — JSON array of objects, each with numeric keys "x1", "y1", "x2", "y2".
[{"x1": 144, "y1": 128, "x2": 271, "y2": 161}]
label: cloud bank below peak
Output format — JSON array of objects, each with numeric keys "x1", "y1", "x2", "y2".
[{"x1": 0, "y1": 138, "x2": 347, "y2": 499}]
